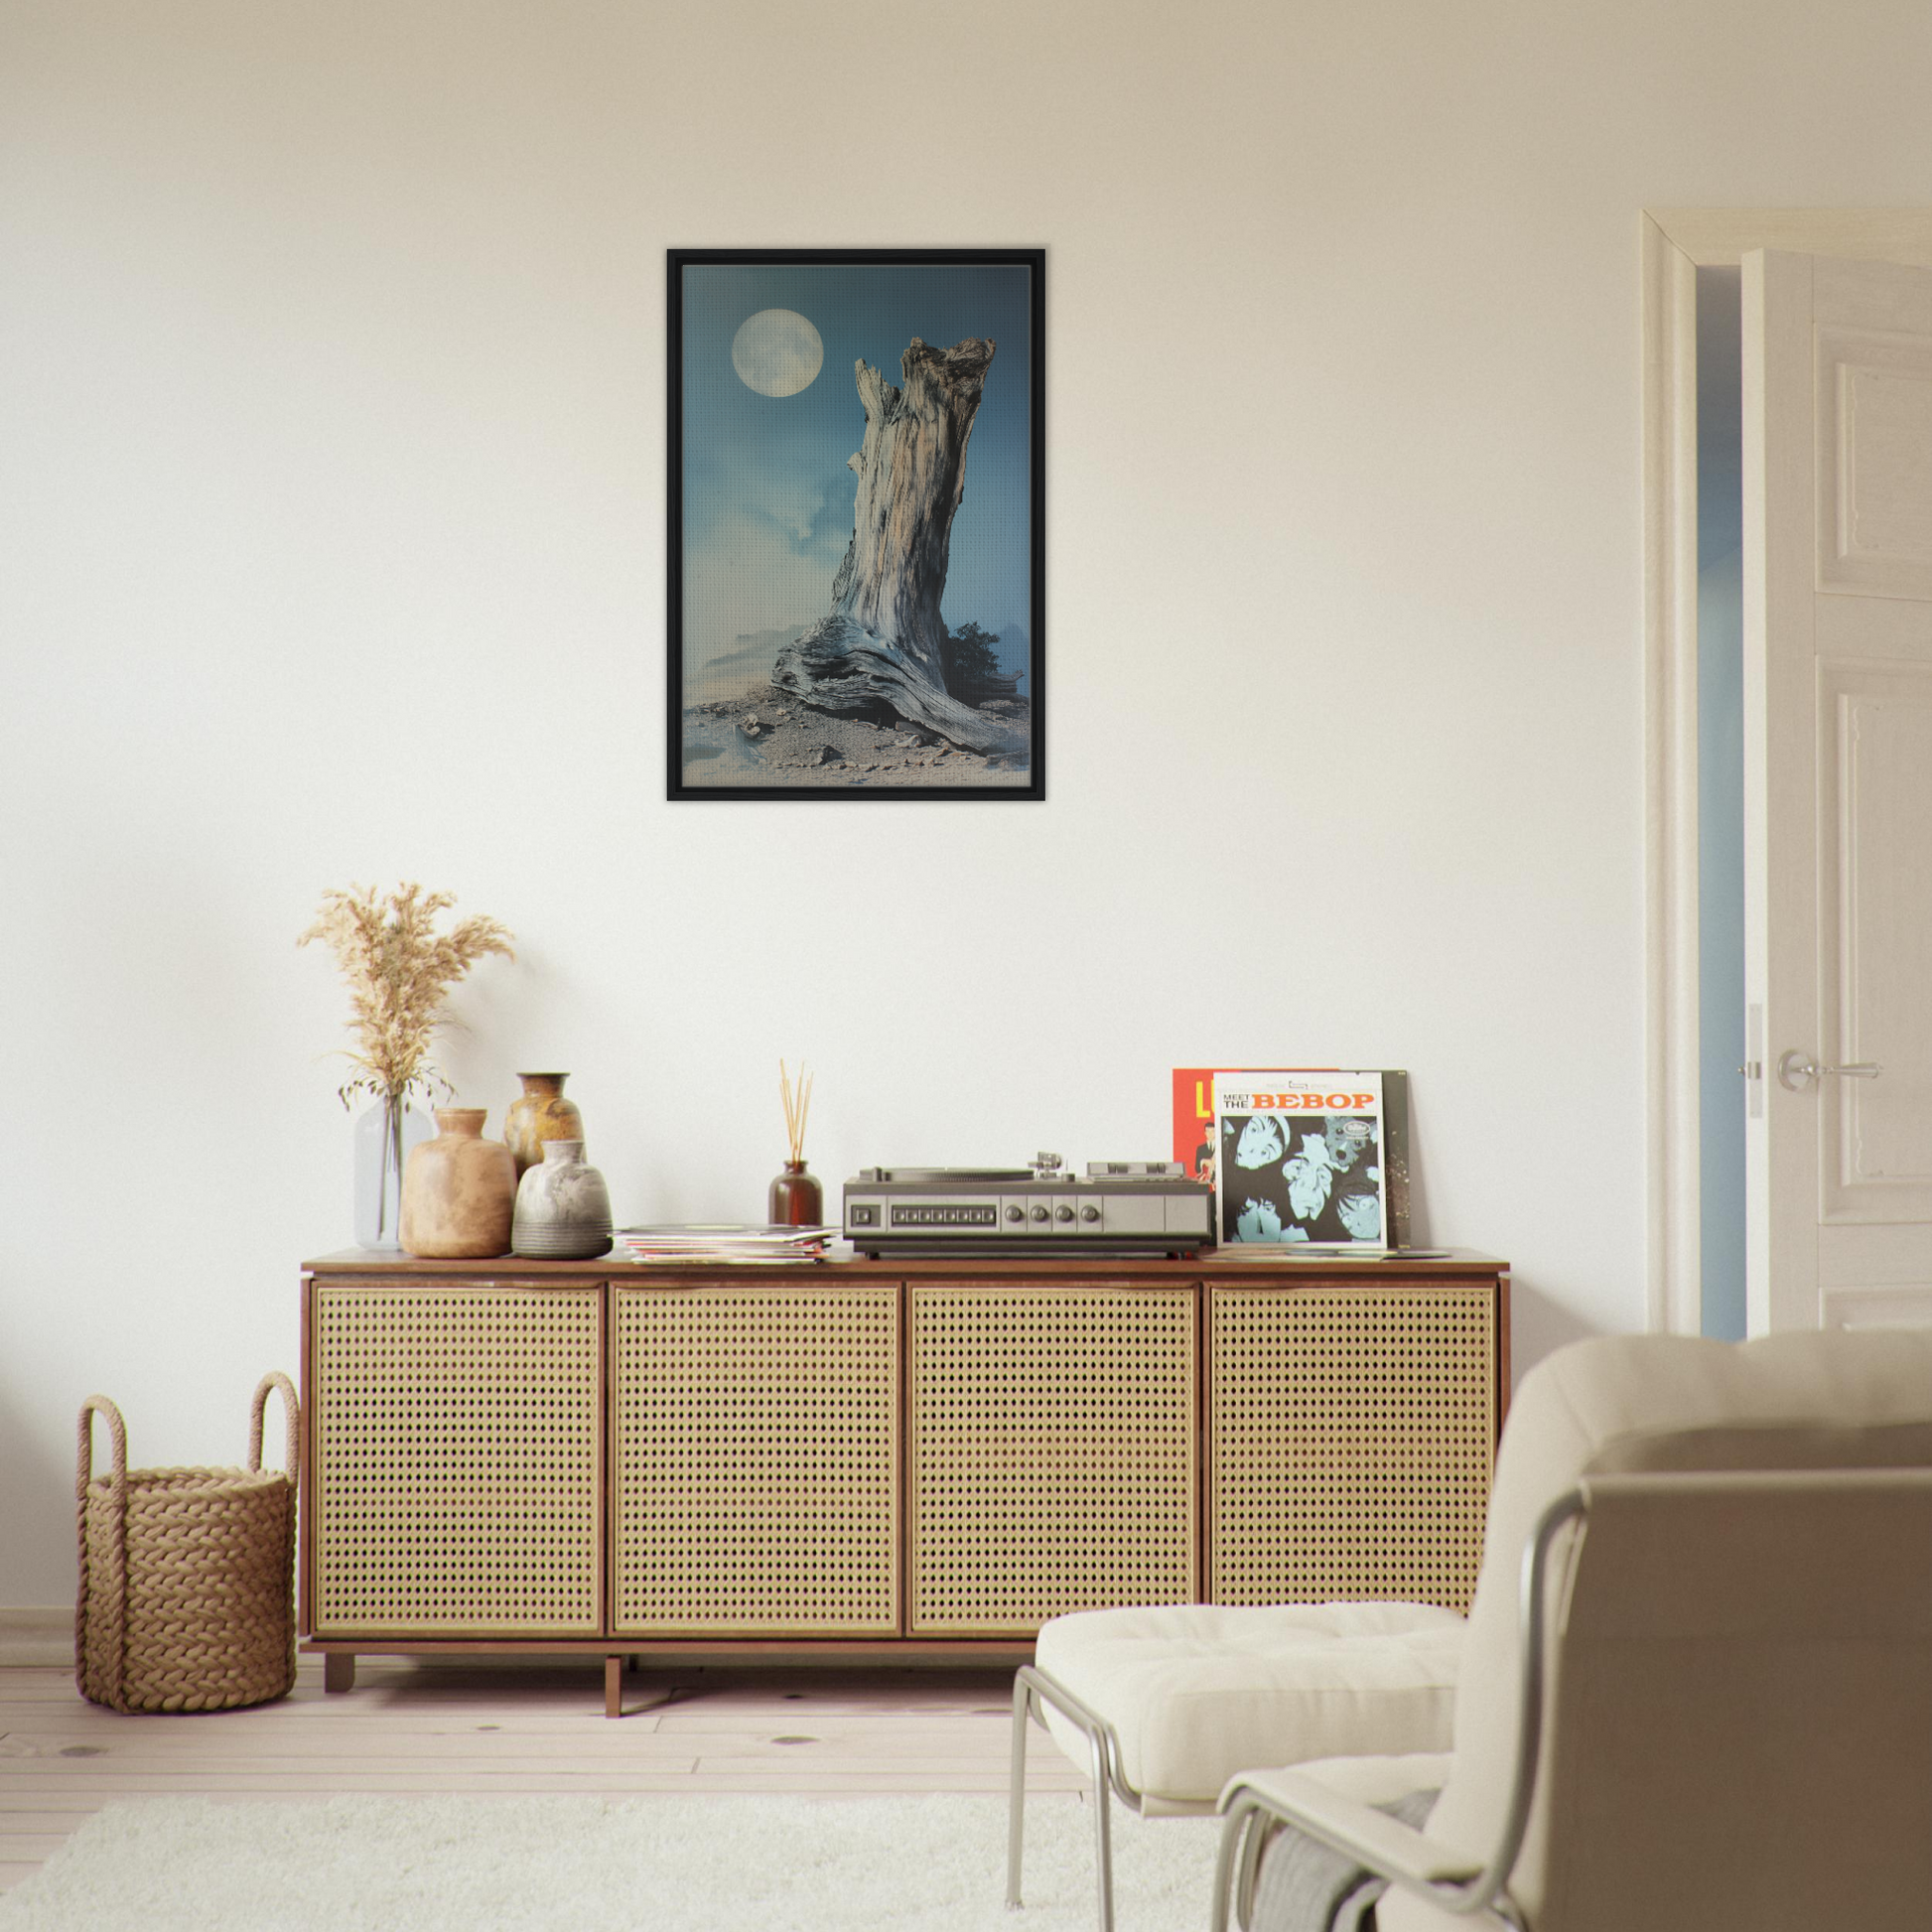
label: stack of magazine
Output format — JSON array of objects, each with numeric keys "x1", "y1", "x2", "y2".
[{"x1": 613, "y1": 1224, "x2": 837, "y2": 1265}]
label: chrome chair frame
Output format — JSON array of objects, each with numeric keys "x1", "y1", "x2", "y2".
[
  {"x1": 1208, "y1": 1489, "x2": 1587, "y2": 1932},
  {"x1": 1007, "y1": 1662, "x2": 1170, "y2": 1932}
]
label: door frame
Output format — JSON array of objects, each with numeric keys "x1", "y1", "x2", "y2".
[{"x1": 1641, "y1": 209, "x2": 1932, "y2": 1334}]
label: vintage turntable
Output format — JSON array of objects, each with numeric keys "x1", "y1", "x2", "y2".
[{"x1": 843, "y1": 1154, "x2": 1212, "y2": 1257}]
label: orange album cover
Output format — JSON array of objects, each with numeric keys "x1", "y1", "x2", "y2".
[{"x1": 1171, "y1": 1067, "x2": 1334, "y2": 1182}]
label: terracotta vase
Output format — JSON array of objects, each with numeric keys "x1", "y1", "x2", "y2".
[
  {"x1": 400, "y1": 1109, "x2": 515, "y2": 1258},
  {"x1": 512, "y1": 1141, "x2": 614, "y2": 1259},
  {"x1": 768, "y1": 1160, "x2": 824, "y2": 1227},
  {"x1": 503, "y1": 1072, "x2": 586, "y2": 1178}
]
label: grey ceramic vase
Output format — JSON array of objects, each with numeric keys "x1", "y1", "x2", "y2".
[{"x1": 511, "y1": 1140, "x2": 613, "y2": 1259}]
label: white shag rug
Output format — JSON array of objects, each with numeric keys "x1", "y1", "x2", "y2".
[{"x1": 0, "y1": 1793, "x2": 1223, "y2": 1931}]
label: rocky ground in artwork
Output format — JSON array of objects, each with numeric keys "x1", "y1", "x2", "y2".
[{"x1": 687, "y1": 685, "x2": 1031, "y2": 786}]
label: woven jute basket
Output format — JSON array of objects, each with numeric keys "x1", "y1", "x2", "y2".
[{"x1": 75, "y1": 1373, "x2": 300, "y2": 1714}]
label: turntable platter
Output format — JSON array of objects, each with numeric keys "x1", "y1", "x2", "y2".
[{"x1": 878, "y1": 1166, "x2": 1033, "y2": 1182}]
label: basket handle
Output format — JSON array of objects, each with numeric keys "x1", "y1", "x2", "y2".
[
  {"x1": 74, "y1": 1395, "x2": 131, "y2": 1707},
  {"x1": 248, "y1": 1371, "x2": 301, "y2": 1481},
  {"x1": 76, "y1": 1395, "x2": 127, "y2": 1504}
]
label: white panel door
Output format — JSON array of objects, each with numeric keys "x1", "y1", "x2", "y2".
[{"x1": 1745, "y1": 250, "x2": 1932, "y2": 1331}]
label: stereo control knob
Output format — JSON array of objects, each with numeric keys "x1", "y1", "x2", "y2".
[
  {"x1": 1031, "y1": 1205, "x2": 1049, "y2": 1223},
  {"x1": 1081, "y1": 1205, "x2": 1101, "y2": 1223},
  {"x1": 1005, "y1": 1204, "x2": 1024, "y2": 1222},
  {"x1": 1055, "y1": 1204, "x2": 1075, "y2": 1223}
]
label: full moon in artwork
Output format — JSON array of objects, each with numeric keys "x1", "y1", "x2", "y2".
[{"x1": 731, "y1": 309, "x2": 824, "y2": 396}]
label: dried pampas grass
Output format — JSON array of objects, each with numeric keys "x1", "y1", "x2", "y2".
[{"x1": 299, "y1": 883, "x2": 515, "y2": 1107}]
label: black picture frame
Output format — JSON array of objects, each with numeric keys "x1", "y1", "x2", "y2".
[{"x1": 667, "y1": 248, "x2": 1044, "y2": 801}]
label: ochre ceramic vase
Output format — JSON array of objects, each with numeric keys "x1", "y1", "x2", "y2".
[
  {"x1": 503, "y1": 1072, "x2": 586, "y2": 1178},
  {"x1": 400, "y1": 1108, "x2": 515, "y2": 1258},
  {"x1": 767, "y1": 1160, "x2": 824, "y2": 1227},
  {"x1": 512, "y1": 1141, "x2": 614, "y2": 1259}
]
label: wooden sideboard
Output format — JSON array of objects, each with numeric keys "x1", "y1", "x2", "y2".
[{"x1": 300, "y1": 1250, "x2": 1509, "y2": 1714}]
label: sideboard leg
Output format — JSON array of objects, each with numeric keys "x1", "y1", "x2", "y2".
[
  {"x1": 323, "y1": 1652, "x2": 355, "y2": 1695},
  {"x1": 605, "y1": 1654, "x2": 622, "y2": 1719}
]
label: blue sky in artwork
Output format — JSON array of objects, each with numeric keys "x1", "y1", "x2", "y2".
[{"x1": 680, "y1": 261, "x2": 1032, "y2": 688}]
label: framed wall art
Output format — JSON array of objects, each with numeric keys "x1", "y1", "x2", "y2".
[{"x1": 667, "y1": 248, "x2": 1044, "y2": 800}]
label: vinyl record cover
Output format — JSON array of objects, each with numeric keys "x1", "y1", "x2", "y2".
[{"x1": 1173, "y1": 1067, "x2": 1412, "y2": 1248}]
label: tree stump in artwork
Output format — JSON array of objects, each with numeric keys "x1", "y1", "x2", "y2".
[{"x1": 773, "y1": 338, "x2": 1027, "y2": 759}]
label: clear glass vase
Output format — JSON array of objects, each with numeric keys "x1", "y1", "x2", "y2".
[{"x1": 352, "y1": 1094, "x2": 432, "y2": 1249}]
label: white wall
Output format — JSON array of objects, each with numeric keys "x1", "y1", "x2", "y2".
[{"x1": 4, "y1": 0, "x2": 1928, "y2": 1604}]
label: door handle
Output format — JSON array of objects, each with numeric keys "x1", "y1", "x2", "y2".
[{"x1": 1776, "y1": 1050, "x2": 1882, "y2": 1091}]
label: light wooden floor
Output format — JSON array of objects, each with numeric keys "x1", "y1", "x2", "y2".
[{"x1": 0, "y1": 1656, "x2": 1085, "y2": 1892}]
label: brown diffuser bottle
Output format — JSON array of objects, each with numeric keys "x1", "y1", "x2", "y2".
[{"x1": 768, "y1": 1059, "x2": 823, "y2": 1226}]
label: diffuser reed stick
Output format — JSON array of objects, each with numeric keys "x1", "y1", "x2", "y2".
[{"x1": 779, "y1": 1058, "x2": 813, "y2": 1163}]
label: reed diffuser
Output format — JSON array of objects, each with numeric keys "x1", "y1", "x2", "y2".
[{"x1": 769, "y1": 1058, "x2": 823, "y2": 1226}]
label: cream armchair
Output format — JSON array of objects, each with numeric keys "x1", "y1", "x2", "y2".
[{"x1": 1212, "y1": 1327, "x2": 1932, "y2": 1932}]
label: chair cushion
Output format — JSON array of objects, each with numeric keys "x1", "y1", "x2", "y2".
[{"x1": 1033, "y1": 1601, "x2": 1465, "y2": 1811}]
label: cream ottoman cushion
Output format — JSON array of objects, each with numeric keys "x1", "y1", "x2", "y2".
[{"x1": 1033, "y1": 1602, "x2": 1465, "y2": 1813}]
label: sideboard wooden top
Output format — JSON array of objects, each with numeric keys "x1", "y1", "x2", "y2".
[{"x1": 305, "y1": 1247, "x2": 1507, "y2": 1281}]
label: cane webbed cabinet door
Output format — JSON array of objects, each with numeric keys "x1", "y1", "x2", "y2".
[
  {"x1": 907, "y1": 1280, "x2": 1198, "y2": 1634},
  {"x1": 611, "y1": 1280, "x2": 900, "y2": 1635},
  {"x1": 310, "y1": 1281, "x2": 604, "y2": 1636},
  {"x1": 1208, "y1": 1281, "x2": 1495, "y2": 1612}
]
